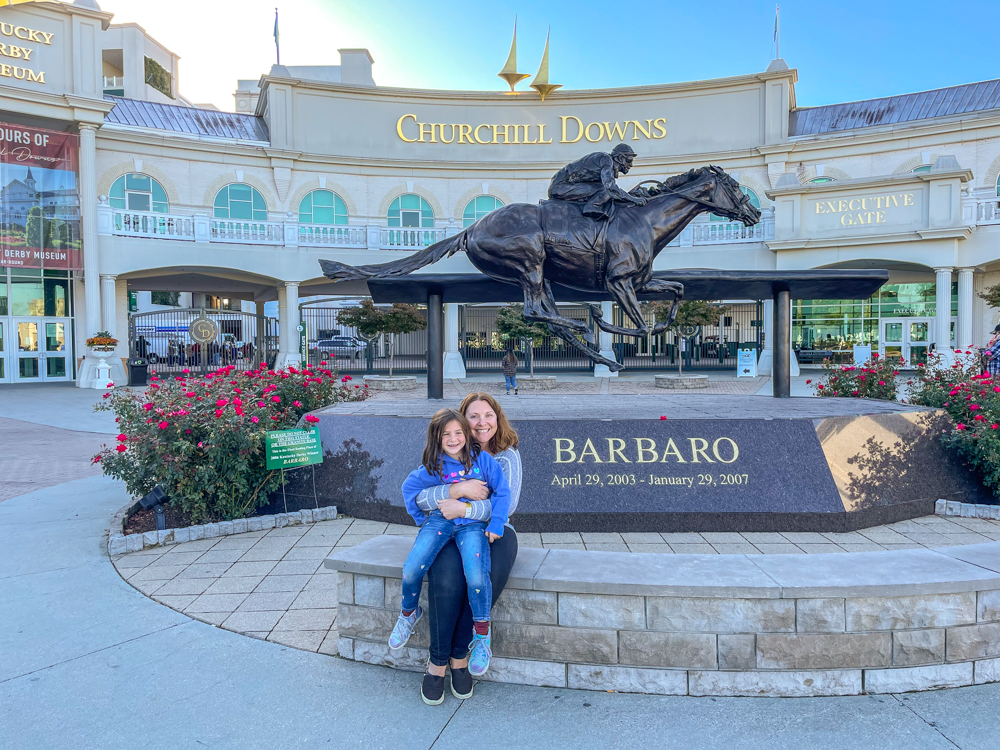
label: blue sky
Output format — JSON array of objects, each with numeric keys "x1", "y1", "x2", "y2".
[{"x1": 103, "y1": 0, "x2": 1000, "y2": 111}]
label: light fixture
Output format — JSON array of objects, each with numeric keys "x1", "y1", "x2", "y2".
[{"x1": 139, "y1": 486, "x2": 168, "y2": 531}]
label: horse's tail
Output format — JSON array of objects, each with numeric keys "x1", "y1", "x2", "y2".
[{"x1": 319, "y1": 232, "x2": 467, "y2": 282}]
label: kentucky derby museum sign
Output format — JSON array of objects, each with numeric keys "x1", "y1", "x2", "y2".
[{"x1": 278, "y1": 407, "x2": 988, "y2": 533}]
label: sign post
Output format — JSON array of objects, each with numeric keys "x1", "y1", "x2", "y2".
[
  {"x1": 266, "y1": 427, "x2": 324, "y2": 513},
  {"x1": 297, "y1": 323, "x2": 307, "y2": 362}
]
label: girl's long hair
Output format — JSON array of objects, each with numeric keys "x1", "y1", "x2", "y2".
[
  {"x1": 459, "y1": 392, "x2": 519, "y2": 454},
  {"x1": 504, "y1": 350, "x2": 518, "y2": 366},
  {"x1": 422, "y1": 408, "x2": 476, "y2": 479}
]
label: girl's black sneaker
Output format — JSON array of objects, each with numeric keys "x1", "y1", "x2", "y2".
[
  {"x1": 450, "y1": 666, "x2": 474, "y2": 699},
  {"x1": 421, "y1": 672, "x2": 445, "y2": 705}
]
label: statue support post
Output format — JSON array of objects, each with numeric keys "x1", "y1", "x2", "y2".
[
  {"x1": 773, "y1": 288, "x2": 791, "y2": 398},
  {"x1": 427, "y1": 292, "x2": 444, "y2": 399}
]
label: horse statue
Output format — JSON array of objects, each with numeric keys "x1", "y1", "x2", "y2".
[{"x1": 320, "y1": 165, "x2": 761, "y2": 372}]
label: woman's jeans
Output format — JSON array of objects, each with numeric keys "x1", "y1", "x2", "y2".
[
  {"x1": 504, "y1": 375, "x2": 517, "y2": 391},
  {"x1": 401, "y1": 512, "x2": 491, "y2": 621},
  {"x1": 426, "y1": 528, "x2": 518, "y2": 667}
]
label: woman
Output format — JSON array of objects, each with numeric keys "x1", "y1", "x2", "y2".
[
  {"x1": 501, "y1": 350, "x2": 518, "y2": 395},
  {"x1": 412, "y1": 392, "x2": 521, "y2": 704}
]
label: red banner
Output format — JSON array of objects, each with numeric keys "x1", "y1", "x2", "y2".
[{"x1": 0, "y1": 122, "x2": 82, "y2": 270}]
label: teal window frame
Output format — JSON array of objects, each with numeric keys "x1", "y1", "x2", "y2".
[
  {"x1": 388, "y1": 194, "x2": 434, "y2": 228},
  {"x1": 911, "y1": 165, "x2": 932, "y2": 174},
  {"x1": 808, "y1": 177, "x2": 835, "y2": 184},
  {"x1": 109, "y1": 173, "x2": 168, "y2": 213},
  {"x1": 214, "y1": 184, "x2": 268, "y2": 221},
  {"x1": 463, "y1": 195, "x2": 504, "y2": 228},
  {"x1": 299, "y1": 189, "x2": 348, "y2": 225}
]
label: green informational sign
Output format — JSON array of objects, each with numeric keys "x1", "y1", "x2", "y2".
[
  {"x1": 128, "y1": 291, "x2": 138, "y2": 312},
  {"x1": 297, "y1": 323, "x2": 307, "y2": 357},
  {"x1": 265, "y1": 428, "x2": 323, "y2": 470}
]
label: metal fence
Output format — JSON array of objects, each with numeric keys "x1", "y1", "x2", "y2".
[
  {"x1": 462, "y1": 305, "x2": 596, "y2": 373},
  {"x1": 128, "y1": 308, "x2": 278, "y2": 376},
  {"x1": 300, "y1": 303, "x2": 429, "y2": 374}
]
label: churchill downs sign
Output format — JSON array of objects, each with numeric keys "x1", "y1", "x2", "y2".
[{"x1": 396, "y1": 114, "x2": 667, "y2": 145}]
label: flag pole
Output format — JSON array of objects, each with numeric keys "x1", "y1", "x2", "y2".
[
  {"x1": 274, "y1": 8, "x2": 280, "y2": 66},
  {"x1": 774, "y1": 4, "x2": 780, "y2": 60}
]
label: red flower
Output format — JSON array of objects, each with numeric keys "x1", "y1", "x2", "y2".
[
  {"x1": 143, "y1": 403, "x2": 154, "y2": 411},
  {"x1": 216, "y1": 399, "x2": 228, "y2": 407},
  {"x1": 878, "y1": 381, "x2": 885, "y2": 386},
  {"x1": 293, "y1": 400, "x2": 302, "y2": 407},
  {"x1": 305, "y1": 414, "x2": 320, "y2": 424},
  {"x1": 342, "y1": 375, "x2": 353, "y2": 382},
  {"x1": 660, "y1": 415, "x2": 667, "y2": 420},
  {"x1": 271, "y1": 395, "x2": 281, "y2": 403},
  {"x1": 258, "y1": 401, "x2": 265, "y2": 407},
  {"x1": 817, "y1": 384, "x2": 825, "y2": 390},
  {"x1": 116, "y1": 444, "x2": 127, "y2": 453},
  {"x1": 957, "y1": 423, "x2": 966, "y2": 430},
  {"x1": 271, "y1": 415, "x2": 280, "y2": 421},
  {"x1": 158, "y1": 421, "x2": 168, "y2": 429},
  {"x1": 93, "y1": 455, "x2": 101, "y2": 463},
  {"x1": 214, "y1": 409, "x2": 224, "y2": 418},
  {"x1": 970, "y1": 404, "x2": 980, "y2": 410},
  {"x1": 117, "y1": 433, "x2": 127, "y2": 442},
  {"x1": 251, "y1": 416, "x2": 259, "y2": 423},
  {"x1": 975, "y1": 414, "x2": 985, "y2": 421}
]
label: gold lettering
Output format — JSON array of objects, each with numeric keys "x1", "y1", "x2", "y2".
[
  {"x1": 20, "y1": 46, "x2": 31, "y2": 61},
  {"x1": 26, "y1": 29, "x2": 41, "y2": 43},
  {"x1": 13, "y1": 27, "x2": 29, "y2": 41},
  {"x1": 560, "y1": 115, "x2": 583, "y2": 143},
  {"x1": 837, "y1": 200, "x2": 848, "y2": 212},
  {"x1": 815, "y1": 202, "x2": 825, "y2": 214},
  {"x1": 418, "y1": 122, "x2": 435, "y2": 143},
  {"x1": 537, "y1": 123, "x2": 552, "y2": 144},
  {"x1": 606, "y1": 438, "x2": 631, "y2": 463},
  {"x1": 584, "y1": 122, "x2": 604, "y2": 143},
  {"x1": 659, "y1": 438, "x2": 686, "y2": 463},
  {"x1": 0, "y1": 24, "x2": 13, "y2": 36},
  {"x1": 554, "y1": 439, "x2": 576, "y2": 463},
  {"x1": 903, "y1": 193, "x2": 914, "y2": 206},
  {"x1": 876, "y1": 210, "x2": 886, "y2": 223},
  {"x1": 825, "y1": 201, "x2": 837, "y2": 213},
  {"x1": 437, "y1": 124, "x2": 455, "y2": 144},
  {"x1": 688, "y1": 438, "x2": 715, "y2": 463},
  {"x1": 457, "y1": 124, "x2": 474, "y2": 144},
  {"x1": 396, "y1": 114, "x2": 418, "y2": 143},
  {"x1": 474, "y1": 124, "x2": 492, "y2": 145},
  {"x1": 39, "y1": 31, "x2": 53, "y2": 45},
  {"x1": 0, "y1": 64, "x2": 10, "y2": 77},
  {"x1": 653, "y1": 117, "x2": 667, "y2": 138},
  {"x1": 890, "y1": 195, "x2": 899, "y2": 207},
  {"x1": 577, "y1": 438, "x2": 603, "y2": 463},
  {"x1": 491, "y1": 124, "x2": 511, "y2": 145},
  {"x1": 860, "y1": 198, "x2": 868, "y2": 210},
  {"x1": 603, "y1": 121, "x2": 629, "y2": 142},
  {"x1": 849, "y1": 199, "x2": 860, "y2": 211},
  {"x1": 635, "y1": 438, "x2": 658, "y2": 463},
  {"x1": 712, "y1": 438, "x2": 739, "y2": 464},
  {"x1": 13, "y1": 65, "x2": 24, "y2": 79},
  {"x1": 518, "y1": 124, "x2": 538, "y2": 144},
  {"x1": 840, "y1": 214, "x2": 852, "y2": 226},
  {"x1": 632, "y1": 119, "x2": 652, "y2": 140}
]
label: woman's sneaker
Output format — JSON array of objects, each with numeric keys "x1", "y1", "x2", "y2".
[
  {"x1": 450, "y1": 666, "x2": 474, "y2": 699},
  {"x1": 468, "y1": 629, "x2": 492, "y2": 676},
  {"x1": 421, "y1": 672, "x2": 445, "y2": 706},
  {"x1": 388, "y1": 606, "x2": 422, "y2": 649}
]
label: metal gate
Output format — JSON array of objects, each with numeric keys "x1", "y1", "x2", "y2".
[
  {"x1": 129, "y1": 308, "x2": 278, "y2": 376},
  {"x1": 300, "y1": 301, "x2": 428, "y2": 374}
]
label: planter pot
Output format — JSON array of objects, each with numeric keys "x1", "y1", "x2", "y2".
[
  {"x1": 654, "y1": 374, "x2": 709, "y2": 390},
  {"x1": 363, "y1": 375, "x2": 417, "y2": 391},
  {"x1": 515, "y1": 376, "x2": 557, "y2": 391}
]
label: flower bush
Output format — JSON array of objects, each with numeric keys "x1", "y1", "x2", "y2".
[
  {"x1": 86, "y1": 330, "x2": 119, "y2": 350},
  {"x1": 908, "y1": 350, "x2": 1000, "y2": 497},
  {"x1": 808, "y1": 352, "x2": 903, "y2": 400},
  {"x1": 94, "y1": 363, "x2": 371, "y2": 522}
]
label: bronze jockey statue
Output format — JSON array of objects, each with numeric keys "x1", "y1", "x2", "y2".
[{"x1": 547, "y1": 143, "x2": 647, "y2": 221}]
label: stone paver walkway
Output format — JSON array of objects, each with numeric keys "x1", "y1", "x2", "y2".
[{"x1": 113, "y1": 512, "x2": 1000, "y2": 653}]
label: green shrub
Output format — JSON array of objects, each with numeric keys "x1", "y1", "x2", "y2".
[
  {"x1": 94, "y1": 363, "x2": 370, "y2": 522},
  {"x1": 144, "y1": 56, "x2": 173, "y2": 99},
  {"x1": 808, "y1": 352, "x2": 902, "y2": 400}
]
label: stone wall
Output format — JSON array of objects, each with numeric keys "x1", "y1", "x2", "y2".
[{"x1": 328, "y1": 536, "x2": 1000, "y2": 697}]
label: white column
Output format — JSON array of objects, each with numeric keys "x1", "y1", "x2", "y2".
[
  {"x1": 276, "y1": 285, "x2": 287, "y2": 367},
  {"x1": 100, "y1": 275, "x2": 117, "y2": 336},
  {"x1": 276, "y1": 282, "x2": 301, "y2": 368},
  {"x1": 958, "y1": 268, "x2": 974, "y2": 349},
  {"x1": 757, "y1": 299, "x2": 775, "y2": 374},
  {"x1": 594, "y1": 301, "x2": 619, "y2": 377},
  {"x1": 77, "y1": 124, "x2": 103, "y2": 387},
  {"x1": 935, "y1": 267, "x2": 954, "y2": 358},
  {"x1": 442, "y1": 303, "x2": 466, "y2": 379}
]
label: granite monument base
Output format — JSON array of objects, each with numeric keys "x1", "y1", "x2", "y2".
[{"x1": 281, "y1": 396, "x2": 990, "y2": 533}]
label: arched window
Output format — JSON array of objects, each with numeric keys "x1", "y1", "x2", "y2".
[
  {"x1": 710, "y1": 186, "x2": 760, "y2": 221},
  {"x1": 463, "y1": 195, "x2": 504, "y2": 228},
  {"x1": 911, "y1": 165, "x2": 932, "y2": 174},
  {"x1": 996, "y1": 173, "x2": 1000, "y2": 198},
  {"x1": 109, "y1": 173, "x2": 168, "y2": 213},
  {"x1": 388, "y1": 194, "x2": 434, "y2": 228},
  {"x1": 808, "y1": 177, "x2": 835, "y2": 184},
  {"x1": 299, "y1": 189, "x2": 348, "y2": 225},
  {"x1": 214, "y1": 184, "x2": 267, "y2": 221}
]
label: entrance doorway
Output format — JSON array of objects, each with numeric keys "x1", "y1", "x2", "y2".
[
  {"x1": 882, "y1": 318, "x2": 932, "y2": 366},
  {"x1": 6, "y1": 318, "x2": 71, "y2": 382}
]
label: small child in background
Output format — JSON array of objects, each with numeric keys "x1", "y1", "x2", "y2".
[
  {"x1": 392, "y1": 409, "x2": 511, "y2": 689},
  {"x1": 502, "y1": 350, "x2": 518, "y2": 395}
]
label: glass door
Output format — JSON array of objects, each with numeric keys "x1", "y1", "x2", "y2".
[
  {"x1": 881, "y1": 318, "x2": 933, "y2": 366},
  {"x1": 907, "y1": 320, "x2": 931, "y2": 366},
  {"x1": 0, "y1": 320, "x2": 6, "y2": 383},
  {"x1": 12, "y1": 319, "x2": 71, "y2": 381}
]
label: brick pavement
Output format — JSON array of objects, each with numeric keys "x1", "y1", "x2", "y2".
[
  {"x1": 113, "y1": 512, "x2": 1000, "y2": 656},
  {"x1": 0, "y1": 416, "x2": 109, "y2": 502}
]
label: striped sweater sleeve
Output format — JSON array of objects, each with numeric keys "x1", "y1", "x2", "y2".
[
  {"x1": 415, "y1": 485, "x2": 493, "y2": 521},
  {"x1": 493, "y1": 448, "x2": 522, "y2": 516}
]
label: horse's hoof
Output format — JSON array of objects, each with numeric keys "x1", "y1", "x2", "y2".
[{"x1": 609, "y1": 363, "x2": 625, "y2": 372}]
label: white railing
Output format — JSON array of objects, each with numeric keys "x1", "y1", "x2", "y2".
[
  {"x1": 298, "y1": 224, "x2": 367, "y2": 247},
  {"x1": 380, "y1": 228, "x2": 446, "y2": 250},
  {"x1": 973, "y1": 198, "x2": 1000, "y2": 225},
  {"x1": 103, "y1": 75, "x2": 124, "y2": 88},
  {"x1": 690, "y1": 220, "x2": 770, "y2": 244},
  {"x1": 113, "y1": 210, "x2": 194, "y2": 240},
  {"x1": 211, "y1": 219, "x2": 285, "y2": 245}
]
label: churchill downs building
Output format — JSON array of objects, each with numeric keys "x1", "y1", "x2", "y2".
[{"x1": 3, "y1": 0, "x2": 1000, "y2": 386}]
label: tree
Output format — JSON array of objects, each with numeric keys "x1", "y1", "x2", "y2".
[
  {"x1": 648, "y1": 300, "x2": 729, "y2": 374},
  {"x1": 337, "y1": 299, "x2": 426, "y2": 376},
  {"x1": 980, "y1": 283, "x2": 1000, "y2": 310},
  {"x1": 25, "y1": 206, "x2": 43, "y2": 249},
  {"x1": 495, "y1": 303, "x2": 549, "y2": 377}
]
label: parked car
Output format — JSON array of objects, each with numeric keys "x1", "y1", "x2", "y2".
[{"x1": 311, "y1": 336, "x2": 368, "y2": 360}]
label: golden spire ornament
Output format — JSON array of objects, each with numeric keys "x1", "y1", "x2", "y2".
[
  {"x1": 497, "y1": 17, "x2": 529, "y2": 92},
  {"x1": 530, "y1": 28, "x2": 561, "y2": 102}
]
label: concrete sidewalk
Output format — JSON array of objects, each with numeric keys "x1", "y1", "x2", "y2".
[{"x1": 2, "y1": 474, "x2": 999, "y2": 749}]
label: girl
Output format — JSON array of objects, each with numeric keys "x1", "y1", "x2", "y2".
[
  {"x1": 393, "y1": 409, "x2": 511, "y2": 699},
  {"x1": 501, "y1": 350, "x2": 518, "y2": 394}
]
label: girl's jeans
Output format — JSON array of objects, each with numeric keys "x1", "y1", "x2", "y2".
[
  {"x1": 401, "y1": 512, "x2": 492, "y2": 621},
  {"x1": 504, "y1": 375, "x2": 517, "y2": 391}
]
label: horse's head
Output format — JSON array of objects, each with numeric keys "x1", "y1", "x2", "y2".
[{"x1": 661, "y1": 166, "x2": 761, "y2": 227}]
